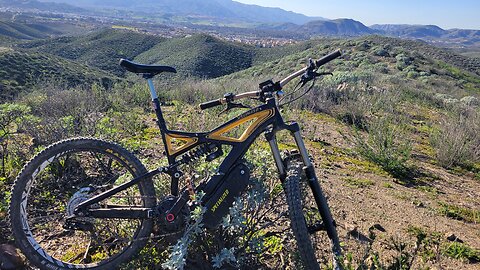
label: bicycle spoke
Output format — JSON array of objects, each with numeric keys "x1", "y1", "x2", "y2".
[{"x1": 10, "y1": 138, "x2": 154, "y2": 269}]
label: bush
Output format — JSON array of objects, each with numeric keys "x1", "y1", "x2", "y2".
[
  {"x1": 353, "y1": 116, "x2": 412, "y2": 178},
  {"x1": 0, "y1": 103, "x2": 35, "y2": 177},
  {"x1": 442, "y1": 242, "x2": 480, "y2": 263},
  {"x1": 431, "y1": 108, "x2": 480, "y2": 169}
]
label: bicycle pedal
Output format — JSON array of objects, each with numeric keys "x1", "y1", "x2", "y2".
[{"x1": 307, "y1": 222, "x2": 325, "y2": 233}]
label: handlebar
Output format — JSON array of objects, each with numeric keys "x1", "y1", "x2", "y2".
[
  {"x1": 199, "y1": 50, "x2": 341, "y2": 110},
  {"x1": 199, "y1": 91, "x2": 261, "y2": 110},
  {"x1": 199, "y1": 99, "x2": 223, "y2": 110},
  {"x1": 316, "y1": 50, "x2": 342, "y2": 68},
  {"x1": 279, "y1": 50, "x2": 341, "y2": 88}
]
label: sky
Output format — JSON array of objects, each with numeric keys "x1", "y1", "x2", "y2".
[{"x1": 234, "y1": 0, "x2": 480, "y2": 29}]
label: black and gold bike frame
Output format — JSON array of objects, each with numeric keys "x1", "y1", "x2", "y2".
[{"x1": 75, "y1": 77, "x2": 337, "y2": 244}]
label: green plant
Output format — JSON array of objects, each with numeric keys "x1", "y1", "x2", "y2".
[
  {"x1": 431, "y1": 108, "x2": 480, "y2": 169},
  {"x1": 0, "y1": 103, "x2": 35, "y2": 177},
  {"x1": 343, "y1": 177, "x2": 374, "y2": 188},
  {"x1": 353, "y1": 116, "x2": 412, "y2": 179},
  {"x1": 442, "y1": 242, "x2": 480, "y2": 263},
  {"x1": 406, "y1": 225, "x2": 441, "y2": 263},
  {"x1": 438, "y1": 202, "x2": 480, "y2": 223}
]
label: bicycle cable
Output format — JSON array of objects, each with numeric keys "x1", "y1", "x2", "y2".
[{"x1": 279, "y1": 77, "x2": 317, "y2": 108}]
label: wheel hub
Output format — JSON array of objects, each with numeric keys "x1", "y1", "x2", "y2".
[
  {"x1": 66, "y1": 187, "x2": 94, "y2": 216},
  {"x1": 64, "y1": 187, "x2": 95, "y2": 231}
]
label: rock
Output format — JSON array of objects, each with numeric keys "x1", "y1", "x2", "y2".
[
  {"x1": 346, "y1": 227, "x2": 372, "y2": 243},
  {"x1": 370, "y1": 223, "x2": 386, "y2": 232},
  {"x1": 445, "y1": 233, "x2": 464, "y2": 243},
  {"x1": 0, "y1": 244, "x2": 24, "y2": 270},
  {"x1": 433, "y1": 93, "x2": 452, "y2": 100},
  {"x1": 443, "y1": 98, "x2": 459, "y2": 105},
  {"x1": 460, "y1": 96, "x2": 479, "y2": 107}
]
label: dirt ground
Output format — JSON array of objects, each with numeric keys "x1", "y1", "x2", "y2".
[{"x1": 303, "y1": 113, "x2": 480, "y2": 269}]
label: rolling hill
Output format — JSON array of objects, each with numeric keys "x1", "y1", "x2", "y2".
[
  {"x1": 299, "y1": 19, "x2": 375, "y2": 36},
  {"x1": 19, "y1": 29, "x2": 322, "y2": 79},
  {"x1": 134, "y1": 34, "x2": 254, "y2": 78},
  {"x1": 125, "y1": 33, "x2": 321, "y2": 78},
  {"x1": 0, "y1": 49, "x2": 118, "y2": 100},
  {"x1": 371, "y1": 24, "x2": 447, "y2": 38},
  {"x1": 0, "y1": 20, "x2": 62, "y2": 40},
  {"x1": 257, "y1": 19, "x2": 375, "y2": 37},
  {"x1": 19, "y1": 29, "x2": 166, "y2": 76}
]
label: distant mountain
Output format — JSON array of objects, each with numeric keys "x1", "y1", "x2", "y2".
[
  {"x1": 371, "y1": 24, "x2": 447, "y2": 38},
  {"x1": 38, "y1": 0, "x2": 320, "y2": 24},
  {"x1": 0, "y1": 0, "x2": 85, "y2": 13},
  {"x1": 260, "y1": 20, "x2": 479, "y2": 46},
  {"x1": 371, "y1": 24, "x2": 480, "y2": 46},
  {"x1": 259, "y1": 19, "x2": 375, "y2": 37},
  {"x1": 299, "y1": 19, "x2": 375, "y2": 36}
]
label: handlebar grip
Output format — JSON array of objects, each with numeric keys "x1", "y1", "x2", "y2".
[
  {"x1": 199, "y1": 99, "x2": 223, "y2": 110},
  {"x1": 315, "y1": 50, "x2": 341, "y2": 67}
]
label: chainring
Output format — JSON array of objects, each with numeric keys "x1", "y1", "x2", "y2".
[{"x1": 155, "y1": 195, "x2": 189, "y2": 235}]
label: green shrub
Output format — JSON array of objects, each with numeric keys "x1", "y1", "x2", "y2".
[
  {"x1": 353, "y1": 116, "x2": 412, "y2": 178},
  {"x1": 438, "y1": 202, "x2": 480, "y2": 223},
  {"x1": 442, "y1": 242, "x2": 480, "y2": 263},
  {"x1": 431, "y1": 108, "x2": 480, "y2": 169}
]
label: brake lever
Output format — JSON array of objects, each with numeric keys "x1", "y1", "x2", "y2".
[
  {"x1": 299, "y1": 70, "x2": 333, "y2": 88},
  {"x1": 315, "y1": 72, "x2": 333, "y2": 76},
  {"x1": 218, "y1": 102, "x2": 251, "y2": 116}
]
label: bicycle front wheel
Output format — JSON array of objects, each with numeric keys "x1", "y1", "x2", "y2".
[
  {"x1": 9, "y1": 138, "x2": 156, "y2": 270},
  {"x1": 283, "y1": 154, "x2": 342, "y2": 270}
]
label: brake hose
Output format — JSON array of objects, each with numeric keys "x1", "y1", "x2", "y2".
[{"x1": 279, "y1": 78, "x2": 317, "y2": 108}]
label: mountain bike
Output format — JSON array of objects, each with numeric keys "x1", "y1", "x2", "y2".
[{"x1": 9, "y1": 50, "x2": 343, "y2": 269}]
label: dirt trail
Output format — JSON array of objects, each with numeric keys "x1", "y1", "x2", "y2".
[{"x1": 303, "y1": 114, "x2": 480, "y2": 269}]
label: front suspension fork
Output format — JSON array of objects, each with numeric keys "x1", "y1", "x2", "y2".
[{"x1": 266, "y1": 124, "x2": 342, "y2": 258}]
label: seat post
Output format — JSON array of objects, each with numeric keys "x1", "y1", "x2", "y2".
[
  {"x1": 146, "y1": 77, "x2": 158, "y2": 100},
  {"x1": 144, "y1": 74, "x2": 167, "y2": 132}
]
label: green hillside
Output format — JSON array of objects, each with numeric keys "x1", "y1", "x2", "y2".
[
  {"x1": 0, "y1": 20, "x2": 59, "y2": 40},
  {"x1": 135, "y1": 34, "x2": 327, "y2": 78},
  {"x1": 134, "y1": 34, "x2": 254, "y2": 78},
  {"x1": 225, "y1": 36, "x2": 480, "y2": 97},
  {"x1": 19, "y1": 28, "x2": 166, "y2": 76},
  {"x1": 17, "y1": 29, "x2": 329, "y2": 79},
  {"x1": 0, "y1": 49, "x2": 118, "y2": 100}
]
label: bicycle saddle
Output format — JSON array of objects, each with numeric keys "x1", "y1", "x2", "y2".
[{"x1": 119, "y1": 59, "x2": 177, "y2": 75}]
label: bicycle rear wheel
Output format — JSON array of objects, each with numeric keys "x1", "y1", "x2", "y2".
[
  {"x1": 283, "y1": 154, "x2": 342, "y2": 270},
  {"x1": 9, "y1": 138, "x2": 156, "y2": 270}
]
